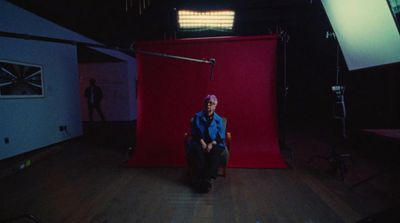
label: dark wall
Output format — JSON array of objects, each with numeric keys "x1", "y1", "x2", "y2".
[{"x1": 345, "y1": 63, "x2": 400, "y2": 129}]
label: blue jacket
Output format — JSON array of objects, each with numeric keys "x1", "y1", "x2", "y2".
[{"x1": 191, "y1": 111, "x2": 226, "y2": 147}]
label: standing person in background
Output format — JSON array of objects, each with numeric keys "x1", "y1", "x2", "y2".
[{"x1": 84, "y1": 78, "x2": 105, "y2": 122}]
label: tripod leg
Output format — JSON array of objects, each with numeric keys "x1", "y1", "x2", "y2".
[
  {"x1": 338, "y1": 158, "x2": 347, "y2": 181},
  {"x1": 350, "y1": 167, "x2": 391, "y2": 190}
]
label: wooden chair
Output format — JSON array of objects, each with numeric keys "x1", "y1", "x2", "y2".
[{"x1": 184, "y1": 118, "x2": 232, "y2": 177}]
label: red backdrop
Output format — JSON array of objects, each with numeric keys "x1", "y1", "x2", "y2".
[{"x1": 128, "y1": 35, "x2": 287, "y2": 168}]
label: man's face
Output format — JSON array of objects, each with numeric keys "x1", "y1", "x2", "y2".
[{"x1": 203, "y1": 100, "x2": 217, "y2": 116}]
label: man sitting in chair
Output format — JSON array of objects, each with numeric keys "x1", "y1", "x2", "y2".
[{"x1": 188, "y1": 94, "x2": 226, "y2": 192}]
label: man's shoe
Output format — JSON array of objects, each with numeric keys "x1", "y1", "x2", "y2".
[{"x1": 197, "y1": 179, "x2": 211, "y2": 193}]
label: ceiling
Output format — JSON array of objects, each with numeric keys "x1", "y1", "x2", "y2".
[{"x1": 8, "y1": 0, "x2": 316, "y2": 48}]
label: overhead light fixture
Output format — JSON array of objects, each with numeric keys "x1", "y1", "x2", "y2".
[{"x1": 178, "y1": 10, "x2": 235, "y2": 31}]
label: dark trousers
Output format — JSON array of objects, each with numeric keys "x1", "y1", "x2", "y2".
[
  {"x1": 88, "y1": 103, "x2": 105, "y2": 121},
  {"x1": 189, "y1": 143, "x2": 223, "y2": 180}
]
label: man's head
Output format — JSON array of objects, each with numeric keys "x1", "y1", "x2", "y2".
[
  {"x1": 203, "y1": 94, "x2": 218, "y2": 116},
  {"x1": 89, "y1": 78, "x2": 96, "y2": 86}
]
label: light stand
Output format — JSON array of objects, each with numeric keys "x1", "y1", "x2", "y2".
[
  {"x1": 278, "y1": 28, "x2": 294, "y2": 164},
  {"x1": 307, "y1": 31, "x2": 352, "y2": 180}
]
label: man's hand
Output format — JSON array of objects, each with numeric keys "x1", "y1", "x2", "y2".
[
  {"x1": 200, "y1": 139, "x2": 207, "y2": 151},
  {"x1": 206, "y1": 143, "x2": 213, "y2": 152}
]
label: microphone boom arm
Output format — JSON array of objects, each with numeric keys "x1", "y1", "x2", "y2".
[{"x1": 135, "y1": 49, "x2": 216, "y2": 81}]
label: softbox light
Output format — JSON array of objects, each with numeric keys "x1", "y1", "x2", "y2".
[{"x1": 322, "y1": 0, "x2": 400, "y2": 70}]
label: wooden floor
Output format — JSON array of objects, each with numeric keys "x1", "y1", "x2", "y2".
[{"x1": 1, "y1": 121, "x2": 400, "y2": 223}]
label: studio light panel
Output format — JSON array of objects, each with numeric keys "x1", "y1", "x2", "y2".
[
  {"x1": 178, "y1": 10, "x2": 235, "y2": 31},
  {"x1": 322, "y1": 0, "x2": 400, "y2": 70}
]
